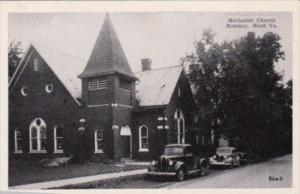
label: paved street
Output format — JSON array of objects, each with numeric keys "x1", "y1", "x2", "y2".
[
  {"x1": 87, "y1": 154, "x2": 291, "y2": 189},
  {"x1": 166, "y1": 154, "x2": 292, "y2": 188}
]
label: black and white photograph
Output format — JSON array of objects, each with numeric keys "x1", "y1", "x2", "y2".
[{"x1": 0, "y1": 2, "x2": 298, "y2": 192}]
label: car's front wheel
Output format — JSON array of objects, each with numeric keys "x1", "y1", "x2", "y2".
[
  {"x1": 230, "y1": 161, "x2": 234, "y2": 169},
  {"x1": 176, "y1": 168, "x2": 185, "y2": 181},
  {"x1": 200, "y1": 162, "x2": 208, "y2": 176}
]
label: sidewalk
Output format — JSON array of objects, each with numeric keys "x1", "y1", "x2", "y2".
[{"x1": 10, "y1": 169, "x2": 147, "y2": 190}]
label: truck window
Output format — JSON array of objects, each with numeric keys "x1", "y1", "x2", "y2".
[{"x1": 185, "y1": 146, "x2": 193, "y2": 155}]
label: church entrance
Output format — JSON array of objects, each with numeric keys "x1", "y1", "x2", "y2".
[
  {"x1": 122, "y1": 136, "x2": 131, "y2": 158},
  {"x1": 120, "y1": 125, "x2": 132, "y2": 158}
]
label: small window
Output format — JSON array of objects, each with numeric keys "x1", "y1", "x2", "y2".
[
  {"x1": 34, "y1": 59, "x2": 39, "y2": 71},
  {"x1": 45, "y1": 83, "x2": 54, "y2": 93},
  {"x1": 89, "y1": 78, "x2": 108, "y2": 91},
  {"x1": 119, "y1": 79, "x2": 131, "y2": 91},
  {"x1": 178, "y1": 87, "x2": 181, "y2": 97},
  {"x1": 201, "y1": 135, "x2": 205, "y2": 146},
  {"x1": 21, "y1": 86, "x2": 28, "y2": 96},
  {"x1": 14, "y1": 129, "x2": 23, "y2": 153},
  {"x1": 195, "y1": 134, "x2": 199, "y2": 145},
  {"x1": 139, "y1": 125, "x2": 149, "y2": 152},
  {"x1": 94, "y1": 129, "x2": 103, "y2": 153},
  {"x1": 54, "y1": 126, "x2": 63, "y2": 153},
  {"x1": 185, "y1": 146, "x2": 193, "y2": 155}
]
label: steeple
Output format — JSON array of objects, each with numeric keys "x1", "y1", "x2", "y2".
[{"x1": 79, "y1": 14, "x2": 137, "y2": 80}]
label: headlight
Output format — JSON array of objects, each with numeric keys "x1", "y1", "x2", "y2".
[
  {"x1": 225, "y1": 157, "x2": 232, "y2": 162},
  {"x1": 151, "y1": 160, "x2": 157, "y2": 165},
  {"x1": 168, "y1": 160, "x2": 174, "y2": 165},
  {"x1": 213, "y1": 155, "x2": 217, "y2": 159}
]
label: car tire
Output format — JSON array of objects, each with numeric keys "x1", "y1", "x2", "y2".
[
  {"x1": 200, "y1": 164, "x2": 207, "y2": 176},
  {"x1": 176, "y1": 168, "x2": 185, "y2": 181},
  {"x1": 230, "y1": 162, "x2": 234, "y2": 169}
]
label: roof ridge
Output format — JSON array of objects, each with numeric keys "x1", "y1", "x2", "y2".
[
  {"x1": 134, "y1": 65, "x2": 183, "y2": 73},
  {"x1": 32, "y1": 42, "x2": 86, "y2": 62}
]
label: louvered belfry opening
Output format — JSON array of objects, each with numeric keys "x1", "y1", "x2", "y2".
[{"x1": 79, "y1": 13, "x2": 138, "y2": 106}]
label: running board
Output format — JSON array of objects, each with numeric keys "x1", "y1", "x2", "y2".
[{"x1": 187, "y1": 169, "x2": 201, "y2": 175}]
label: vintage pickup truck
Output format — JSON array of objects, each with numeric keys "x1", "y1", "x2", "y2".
[{"x1": 147, "y1": 144, "x2": 210, "y2": 181}]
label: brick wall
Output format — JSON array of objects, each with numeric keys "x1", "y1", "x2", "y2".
[
  {"x1": 131, "y1": 71, "x2": 197, "y2": 161},
  {"x1": 132, "y1": 108, "x2": 166, "y2": 160},
  {"x1": 9, "y1": 49, "x2": 82, "y2": 159},
  {"x1": 81, "y1": 73, "x2": 135, "y2": 160},
  {"x1": 166, "y1": 72, "x2": 196, "y2": 144}
]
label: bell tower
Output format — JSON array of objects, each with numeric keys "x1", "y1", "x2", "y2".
[{"x1": 78, "y1": 14, "x2": 137, "y2": 159}]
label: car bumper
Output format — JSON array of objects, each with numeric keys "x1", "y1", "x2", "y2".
[
  {"x1": 209, "y1": 160, "x2": 232, "y2": 166},
  {"x1": 147, "y1": 171, "x2": 176, "y2": 176}
]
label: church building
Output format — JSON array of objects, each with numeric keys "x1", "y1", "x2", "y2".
[{"x1": 9, "y1": 14, "x2": 205, "y2": 161}]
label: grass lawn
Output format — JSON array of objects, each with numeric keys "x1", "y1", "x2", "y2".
[{"x1": 9, "y1": 159, "x2": 147, "y2": 186}]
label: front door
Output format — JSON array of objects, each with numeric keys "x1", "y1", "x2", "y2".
[{"x1": 122, "y1": 136, "x2": 131, "y2": 158}]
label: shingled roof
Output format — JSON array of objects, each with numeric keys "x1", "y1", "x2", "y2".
[
  {"x1": 135, "y1": 66, "x2": 183, "y2": 106},
  {"x1": 78, "y1": 14, "x2": 137, "y2": 80}
]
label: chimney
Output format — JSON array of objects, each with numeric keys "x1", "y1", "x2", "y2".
[{"x1": 141, "y1": 58, "x2": 151, "y2": 71}]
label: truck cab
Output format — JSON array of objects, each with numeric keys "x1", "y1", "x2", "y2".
[{"x1": 148, "y1": 144, "x2": 209, "y2": 181}]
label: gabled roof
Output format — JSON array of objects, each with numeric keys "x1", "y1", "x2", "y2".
[
  {"x1": 135, "y1": 66, "x2": 183, "y2": 107},
  {"x1": 9, "y1": 44, "x2": 184, "y2": 108},
  {"x1": 78, "y1": 14, "x2": 137, "y2": 80},
  {"x1": 9, "y1": 43, "x2": 86, "y2": 106}
]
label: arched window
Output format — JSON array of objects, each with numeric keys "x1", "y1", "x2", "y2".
[
  {"x1": 54, "y1": 126, "x2": 63, "y2": 153},
  {"x1": 174, "y1": 109, "x2": 185, "y2": 144},
  {"x1": 94, "y1": 129, "x2": 103, "y2": 153},
  {"x1": 14, "y1": 129, "x2": 23, "y2": 153},
  {"x1": 139, "y1": 125, "x2": 149, "y2": 152},
  {"x1": 29, "y1": 118, "x2": 47, "y2": 153}
]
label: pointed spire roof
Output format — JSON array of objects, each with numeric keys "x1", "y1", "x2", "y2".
[{"x1": 79, "y1": 14, "x2": 137, "y2": 80}]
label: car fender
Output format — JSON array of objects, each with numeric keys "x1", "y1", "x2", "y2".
[
  {"x1": 199, "y1": 158, "x2": 208, "y2": 167},
  {"x1": 174, "y1": 161, "x2": 185, "y2": 171}
]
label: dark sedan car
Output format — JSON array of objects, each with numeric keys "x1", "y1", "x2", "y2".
[{"x1": 147, "y1": 144, "x2": 209, "y2": 181}]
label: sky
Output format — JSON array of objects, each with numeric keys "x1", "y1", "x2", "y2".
[{"x1": 8, "y1": 12, "x2": 292, "y2": 82}]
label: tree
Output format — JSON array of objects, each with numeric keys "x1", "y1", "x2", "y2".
[
  {"x1": 186, "y1": 30, "x2": 292, "y2": 157},
  {"x1": 8, "y1": 40, "x2": 24, "y2": 79}
]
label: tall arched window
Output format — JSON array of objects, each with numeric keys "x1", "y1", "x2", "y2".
[
  {"x1": 54, "y1": 126, "x2": 64, "y2": 153},
  {"x1": 94, "y1": 129, "x2": 103, "y2": 153},
  {"x1": 139, "y1": 125, "x2": 149, "y2": 152},
  {"x1": 29, "y1": 118, "x2": 47, "y2": 153},
  {"x1": 14, "y1": 128, "x2": 23, "y2": 153},
  {"x1": 174, "y1": 109, "x2": 185, "y2": 144}
]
